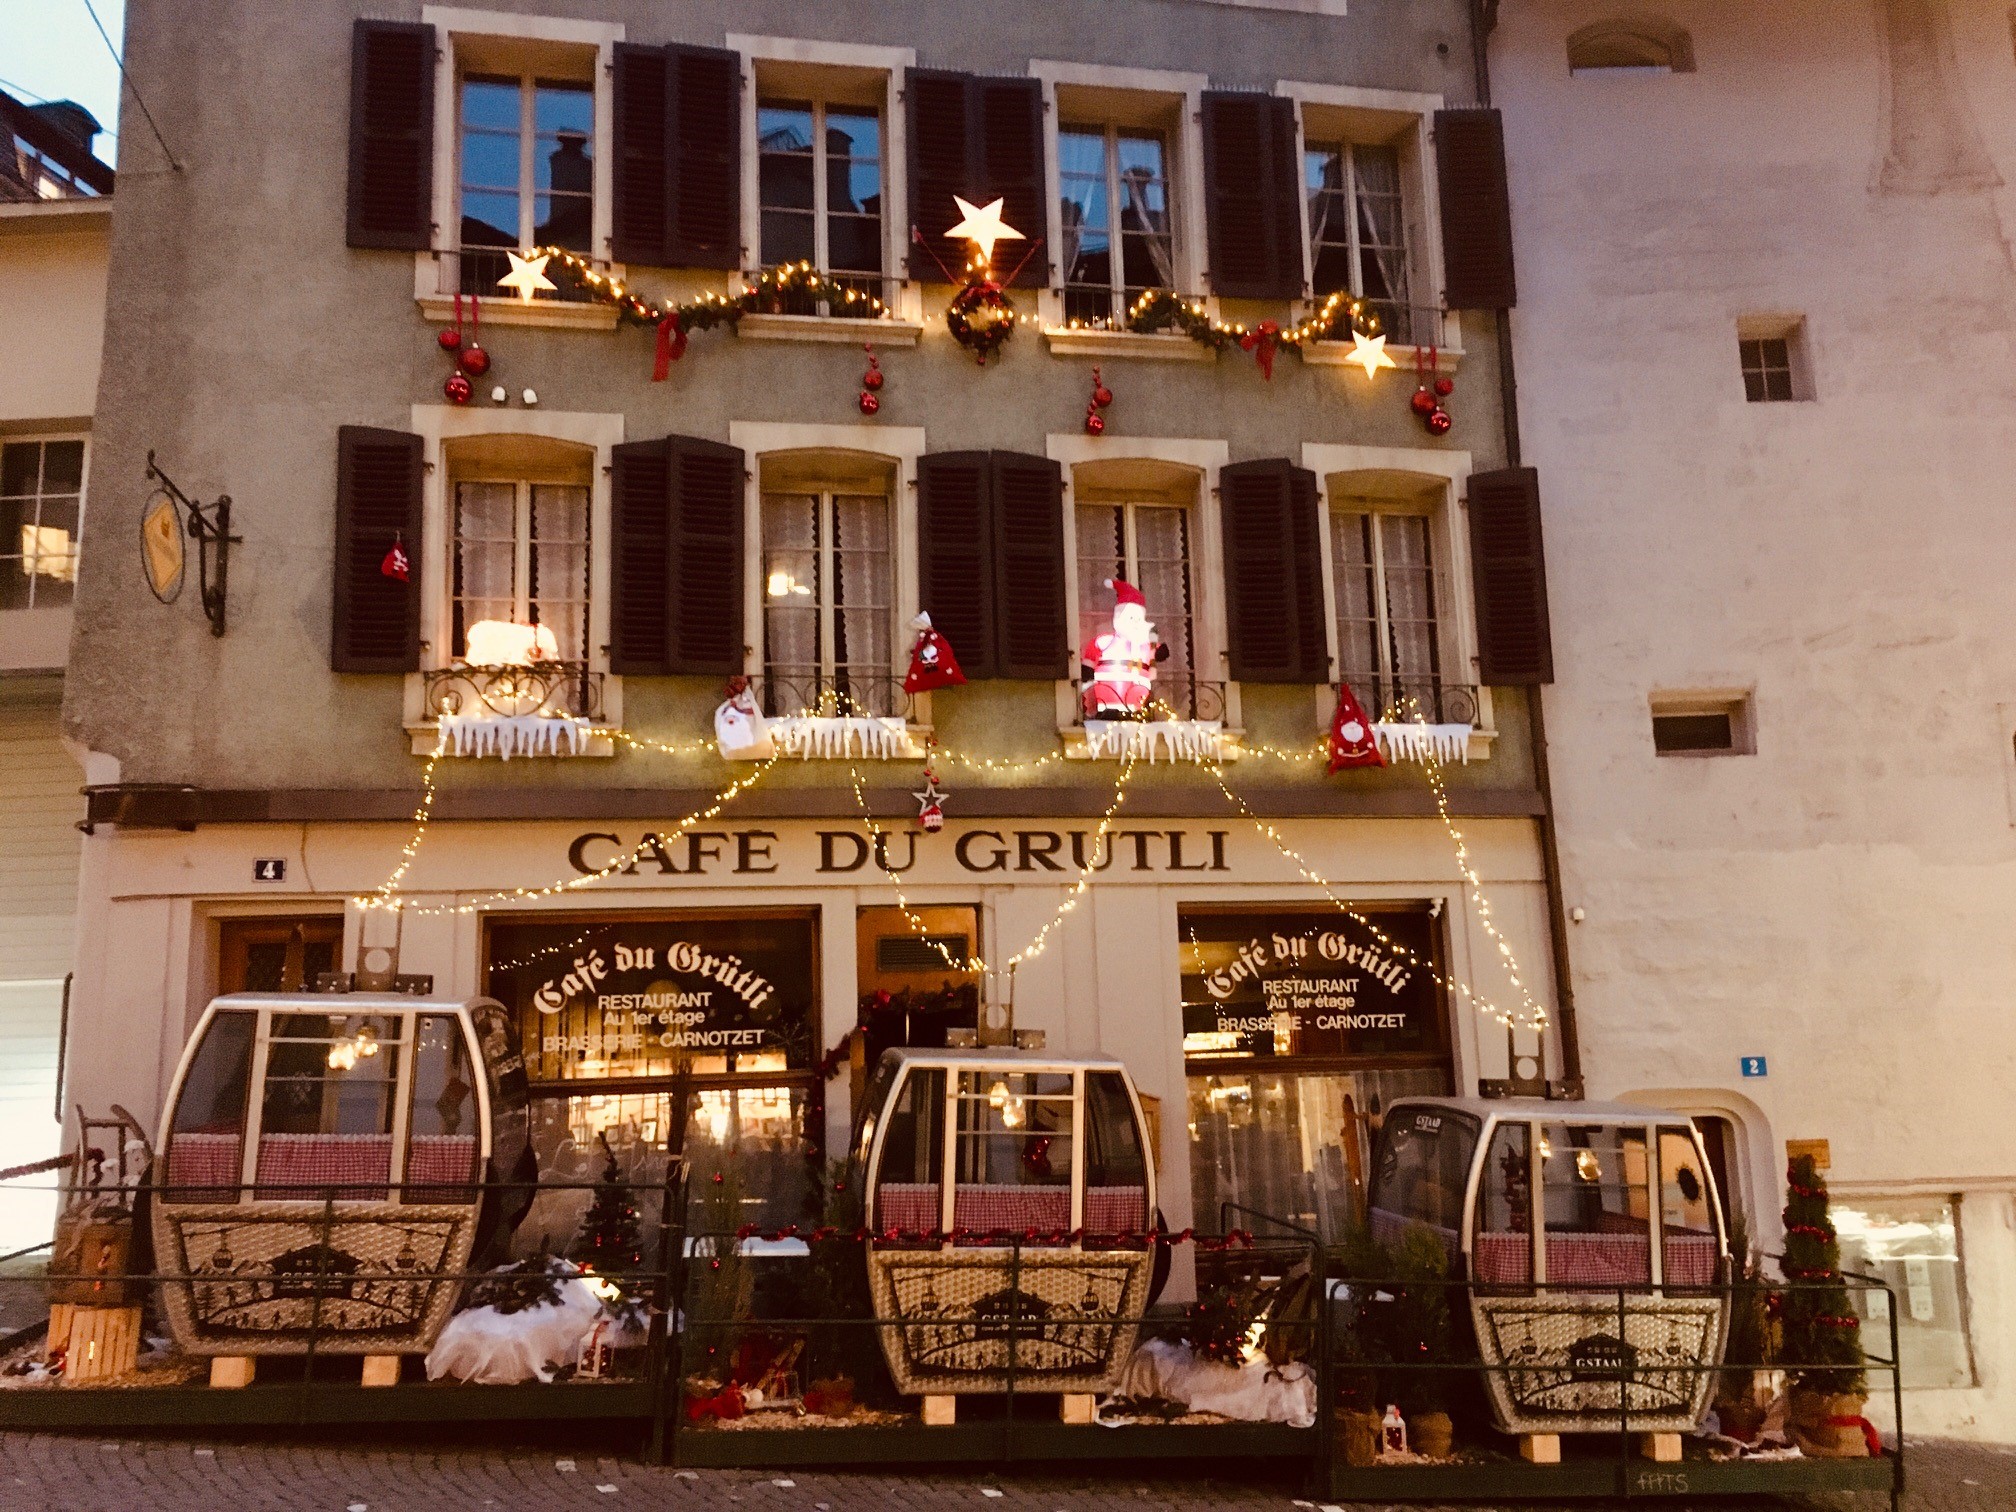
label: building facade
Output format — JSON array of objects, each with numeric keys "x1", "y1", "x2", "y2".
[
  {"x1": 66, "y1": 0, "x2": 1577, "y2": 1305},
  {"x1": 0, "y1": 92, "x2": 108, "y2": 1254},
  {"x1": 1494, "y1": 0, "x2": 2016, "y2": 1437}
]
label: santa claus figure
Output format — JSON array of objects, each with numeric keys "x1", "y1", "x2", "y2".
[{"x1": 1080, "y1": 578, "x2": 1170, "y2": 719}]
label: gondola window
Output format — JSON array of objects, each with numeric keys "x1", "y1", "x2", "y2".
[{"x1": 162, "y1": 1008, "x2": 257, "y2": 1203}]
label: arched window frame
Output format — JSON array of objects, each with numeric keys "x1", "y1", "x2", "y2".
[{"x1": 1566, "y1": 17, "x2": 1697, "y2": 75}]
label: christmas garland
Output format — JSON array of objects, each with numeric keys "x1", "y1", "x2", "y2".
[
  {"x1": 704, "y1": 1220, "x2": 1253, "y2": 1249},
  {"x1": 521, "y1": 247, "x2": 1382, "y2": 378}
]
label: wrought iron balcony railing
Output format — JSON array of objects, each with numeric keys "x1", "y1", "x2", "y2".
[
  {"x1": 1075, "y1": 678, "x2": 1228, "y2": 725},
  {"x1": 751, "y1": 672, "x2": 913, "y2": 723},
  {"x1": 424, "y1": 661, "x2": 603, "y2": 721},
  {"x1": 1341, "y1": 674, "x2": 1479, "y2": 726},
  {"x1": 432, "y1": 245, "x2": 604, "y2": 303}
]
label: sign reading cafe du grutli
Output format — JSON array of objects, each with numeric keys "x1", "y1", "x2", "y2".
[
  {"x1": 1179, "y1": 907, "x2": 1444, "y2": 1060},
  {"x1": 486, "y1": 916, "x2": 818, "y2": 1082}
]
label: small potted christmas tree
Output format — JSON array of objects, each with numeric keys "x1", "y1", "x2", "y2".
[
  {"x1": 1778, "y1": 1155, "x2": 1872, "y2": 1457},
  {"x1": 572, "y1": 1134, "x2": 645, "y2": 1283}
]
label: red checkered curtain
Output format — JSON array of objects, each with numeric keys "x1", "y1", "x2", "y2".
[
  {"x1": 953, "y1": 1184, "x2": 1072, "y2": 1241},
  {"x1": 163, "y1": 1133, "x2": 243, "y2": 1203},
  {"x1": 1473, "y1": 1231, "x2": 1533, "y2": 1285},
  {"x1": 255, "y1": 1133, "x2": 394, "y2": 1200},
  {"x1": 404, "y1": 1134, "x2": 479, "y2": 1201},
  {"x1": 875, "y1": 1182, "x2": 942, "y2": 1236},
  {"x1": 1663, "y1": 1232, "x2": 1718, "y2": 1287},
  {"x1": 1544, "y1": 1232, "x2": 1651, "y2": 1288},
  {"x1": 1085, "y1": 1185, "x2": 1147, "y2": 1235}
]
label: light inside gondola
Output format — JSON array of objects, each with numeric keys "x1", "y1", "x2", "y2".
[
  {"x1": 1575, "y1": 1149, "x2": 1602, "y2": 1183},
  {"x1": 325, "y1": 1024, "x2": 382, "y2": 1070}
]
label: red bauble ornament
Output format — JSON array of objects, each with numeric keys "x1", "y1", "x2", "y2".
[
  {"x1": 859, "y1": 390, "x2": 881, "y2": 415},
  {"x1": 444, "y1": 371, "x2": 473, "y2": 404},
  {"x1": 1426, "y1": 406, "x2": 1453, "y2": 435},
  {"x1": 1434, "y1": 376, "x2": 1454, "y2": 397},
  {"x1": 1410, "y1": 386, "x2": 1438, "y2": 416},
  {"x1": 1093, "y1": 383, "x2": 1113, "y2": 408},
  {"x1": 1085, "y1": 409, "x2": 1105, "y2": 436},
  {"x1": 437, "y1": 327, "x2": 462, "y2": 352},
  {"x1": 863, "y1": 367, "x2": 884, "y2": 391},
  {"x1": 459, "y1": 344, "x2": 491, "y2": 377}
]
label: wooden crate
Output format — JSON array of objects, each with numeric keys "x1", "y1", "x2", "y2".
[{"x1": 52, "y1": 1304, "x2": 141, "y2": 1383}]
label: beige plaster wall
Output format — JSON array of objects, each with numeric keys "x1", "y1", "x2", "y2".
[{"x1": 1497, "y1": 0, "x2": 2016, "y2": 1435}]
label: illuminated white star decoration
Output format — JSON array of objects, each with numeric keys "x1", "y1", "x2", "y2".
[
  {"x1": 497, "y1": 249, "x2": 557, "y2": 303},
  {"x1": 944, "y1": 196, "x2": 1024, "y2": 267},
  {"x1": 1343, "y1": 329, "x2": 1397, "y2": 380}
]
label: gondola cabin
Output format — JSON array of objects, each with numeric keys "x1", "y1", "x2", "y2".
[
  {"x1": 850, "y1": 1049, "x2": 1159, "y2": 1415},
  {"x1": 1368, "y1": 1097, "x2": 1730, "y2": 1438},
  {"x1": 151, "y1": 993, "x2": 532, "y2": 1367}
]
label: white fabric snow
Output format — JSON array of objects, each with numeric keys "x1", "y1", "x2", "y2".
[
  {"x1": 1081, "y1": 719, "x2": 1231, "y2": 763},
  {"x1": 424, "y1": 1266, "x2": 604, "y2": 1385},
  {"x1": 1105, "y1": 1338, "x2": 1317, "y2": 1427},
  {"x1": 436, "y1": 713, "x2": 595, "y2": 759},
  {"x1": 765, "y1": 715, "x2": 920, "y2": 760},
  {"x1": 1371, "y1": 721, "x2": 1473, "y2": 765}
]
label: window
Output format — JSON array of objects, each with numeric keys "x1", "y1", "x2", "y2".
[
  {"x1": 1567, "y1": 19, "x2": 1696, "y2": 74},
  {"x1": 1060, "y1": 124, "x2": 1174, "y2": 325},
  {"x1": 1835, "y1": 1196, "x2": 1975, "y2": 1390},
  {"x1": 1650, "y1": 692, "x2": 1753, "y2": 756},
  {"x1": 1331, "y1": 504, "x2": 1449, "y2": 717},
  {"x1": 1305, "y1": 140, "x2": 1415, "y2": 344},
  {"x1": 1077, "y1": 498, "x2": 1199, "y2": 715},
  {"x1": 1739, "y1": 317, "x2": 1810, "y2": 401},
  {"x1": 760, "y1": 488, "x2": 895, "y2": 716},
  {"x1": 457, "y1": 72, "x2": 593, "y2": 293},
  {"x1": 1540, "y1": 1122, "x2": 1652, "y2": 1287},
  {"x1": 451, "y1": 479, "x2": 591, "y2": 663},
  {"x1": 757, "y1": 98, "x2": 883, "y2": 297},
  {"x1": 0, "y1": 438, "x2": 83, "y2": 610}
]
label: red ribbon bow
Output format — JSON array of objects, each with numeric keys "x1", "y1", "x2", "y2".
[
  {"x1": 653, "y1": 314, "x2": 688, "y2": 381},
  {"x1": 1240, "y1": 320, "x2": 1282, "y2": 380}
]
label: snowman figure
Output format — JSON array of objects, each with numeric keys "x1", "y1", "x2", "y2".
[{"x1": 1079, "y1": 579, "x2": 1170, "y2": 720}]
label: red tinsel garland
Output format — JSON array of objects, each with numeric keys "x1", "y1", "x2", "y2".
[{"x1": 723, "y1": 1221, "x2": 1251, "y2": 1249}]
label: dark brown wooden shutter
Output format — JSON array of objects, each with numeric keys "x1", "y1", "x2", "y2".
[
  {"x1": 332, "y1": 425, "x2": 422, "y2": 672},
  {"x1": 989, "y1": 452, "x2": 1068, "y2": 677},
  {"x1": 1466, "y1": 466, "x2": 1552, "y2": 684},
  {"x1": 665, "y1": 436, "x2": 746, "y2": 674},
  {"x1": 976, "y1": 78, "x2": 1047, "y2": 289},
  {"x1": 1220, "y1": 459, "x2": 1326, "y2": 682},
  {"x1": 1435, "y1": 108, "x2": 1516, "y2": 309},
  {"x1": 917, "y1": 452, "x2": 998, "y2": 680},
  {"x1": 346, "y1": 20, "x2": 435, "y2": 251},
  {"x1": 667, "y1": 45, "x2": 742, "y2": 269},
  {"x1": 905, "y1": 71, "x2": 1048, "y2": 287},
  {"x1": 906, "y1": 69, "x2": 973, "y2": 281},
  {"x1": 611, "y1": 44, "x2": 671, "y2": 267},
  {"x1": 1201, "y1": 93, "x2": 1303, "y2": 301},
  {"x1": 609, "y1": 438, "x2": 672, "y2": 674}
]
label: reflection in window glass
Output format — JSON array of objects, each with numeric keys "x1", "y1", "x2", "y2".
[
  {"x1": 1474, "y1": 1120, "x2": 1533, "y2": 1284},
  {"x1": 162, "y1": 1010, "x2": 257, "y2": 1201},
  {"x1": 1368, "y1": 1106, "x2": 1477, "y2": 1263},
  {"x1": 457, "y1": 74, "x2": 592, "y2": 295},
  {"x1": 1304, "y1": 140, "x2": 1412, "y2": 345},
  {"x1": 758, "y1": 97, "x2": 883, "y2": 299},
  {"x1": 0, "y1": 438, "x2": 83, "y2": 609},
  {"x1": 1186, "y1": 1068, "x2": 1448, "y2": 1243},
  {"x1": 1836, "y1": 1197, "x2": 1974, "y2": 1390},
  {"x1": 1060, "y1": 124, "x2": 1172, "y2": 326}
]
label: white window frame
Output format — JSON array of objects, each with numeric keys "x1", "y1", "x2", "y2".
[
  {"x1": 730, "y1": 36, "x2": 926, "y2": 335},
  {"x1": 758, "y1": 487, "x2": 898, "y2": 703},
  {"x1": 1034, "y1": 62, "x2": 1211, "y2": 360},
  {"x1": 730, "y1": 421, "x2": 931, "y2": 728},
  {"x1": 404, "y1": 404, "x2": 627, "y2": 752},
  {"x1": 0, "y1": 430, "x2": 87, "y2": 673},
  {"x1": 416, "y1": 7, "x2": 623, "y2": 330},
  {"x1": 1302, "y1": 442, "x2": 1493, "y2": 753},
  {"x1": 1326, "y1": 503, "x2": 1449, "y2": 691},
  {"x1": 1045, "y1": 433, "x2": 1233, "y2": 746},
  {"x1": 1280, "y1": 82, "x2": 1462, "y2": 370}
]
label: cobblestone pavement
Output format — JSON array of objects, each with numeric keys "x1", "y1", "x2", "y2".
[{"x1": 0, "y1": 1432, "x2": 2009, "y2": 1512}]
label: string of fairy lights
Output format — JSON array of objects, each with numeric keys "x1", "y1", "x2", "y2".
[
  {"x1": 840, "y1": 751, "x2": 1139, "y2": 985},
  {"x1": 351, "y1": 715, "x2": 1545, "y2": 1031}
]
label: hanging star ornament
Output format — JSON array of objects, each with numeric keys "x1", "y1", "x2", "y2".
[
  {"x1": 914, "y1": 773, "x2": 950, "y2": 833},
  {"x1": 497, "y1": 249, "x2": 557, "y2": 303},
  {"x1": 1343, "y1": 329, "x2": 1397, "y2": 379},
  {"x1": 944, "y1": 196, "x2": 1024, "y2": 266}
]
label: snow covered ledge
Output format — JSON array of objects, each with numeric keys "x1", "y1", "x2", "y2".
[{"x1": 1065, "y1": 719, "x2": 1241, "y2": 762}]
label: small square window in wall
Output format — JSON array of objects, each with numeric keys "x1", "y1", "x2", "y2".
[
  {"x1": 1650, "y1": 693, "x2": 1753, "y2": 756},
  {"x1": 1738, "y1": 318, "x2": 1810, "y2": 402}
]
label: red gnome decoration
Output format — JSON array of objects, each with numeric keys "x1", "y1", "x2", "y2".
[
  {"x1": 1327, "y1": 681, "x2": 1385, "y2": 771},
  {"x1": 1080, "y1": 579, "x2": 1169, "y2": 720}
]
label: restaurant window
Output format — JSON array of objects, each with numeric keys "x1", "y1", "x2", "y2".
[
  {"x1": 1304, "y1": 139, "x2": 1415, "y2": 345},
  {"x1": 0, "y1": 438, "x2": 83, "y2": 610},
  {"x1": 757, "y1": 96, "x2": 884, "y2": 299},
  {"x1": 452, "y1": 477, "x2": 591, "y2": 664},
  {"x1": 1182, "y1": 905, "x2": 1453, "y2": 1243},
  {"x1": 1835, "y1": 1196, "x2": 1975, "y2": 1389},
  {"x1": 457, "y1": 71, "x2": 593, "y2": 293},
  {"x1": 484, "y1": 912, "x2": 821, "y2": 1239},
  {"x1": 760, "y1": 480, "x2": 894, "y2": 716},
  {"x1": 1059, "y1": 122, "x2": 1174, "y2": 326},
  {"x1": 1331, "y1": 501, "x2": 1448, "y2": 718}
]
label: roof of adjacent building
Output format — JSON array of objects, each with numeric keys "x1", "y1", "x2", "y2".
[{"x1": 1, "y1": 89, "x2": 115, "y2": 203}]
